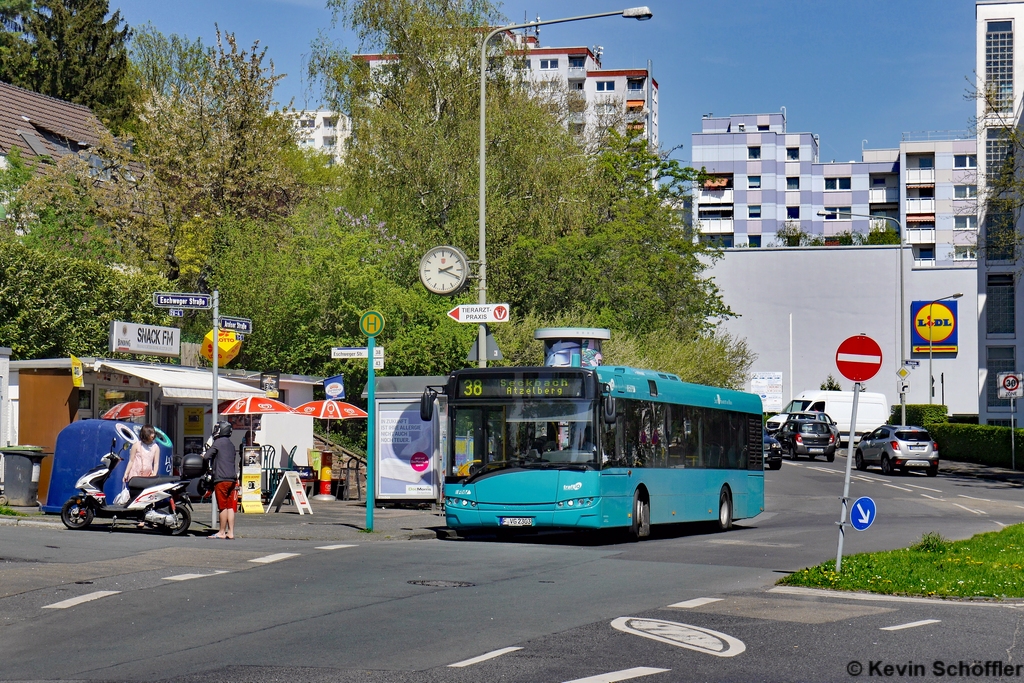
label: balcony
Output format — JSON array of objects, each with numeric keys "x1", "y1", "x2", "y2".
[
  {"x1": 905, "y1": 228, "x2": 935, "y2": 244},
  {"x1": 698, "y1": 188, "x2": 734, "y2": 204},
  {"x1": 700, "y1": 218, "x2": 734, "y2": 234},
  {"x1": 869, "y1": 187, "x2": 899, "y2": 203},
  {"x1": 568, "y1": 66, "x2": 586, "y2": 78},
  {"x1": 906, "y1": 198, "x2": 936, "y2": 214},
  {"x1": 913, "y1": 258, "x2": 936, "y2": 268},
  {"x1": 906, "y1": 168, "x2": 935, "y2": 185}
]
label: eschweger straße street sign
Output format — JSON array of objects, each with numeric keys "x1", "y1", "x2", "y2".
[{"x1": 153, "y1": 292, "x2": 212, "y2": 309}]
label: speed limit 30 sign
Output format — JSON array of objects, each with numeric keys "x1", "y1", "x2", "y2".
[{"x1": 998, "y1": 372, "x2": 1024, "y2": 399}]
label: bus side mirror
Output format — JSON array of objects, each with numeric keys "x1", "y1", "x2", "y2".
[
  {"x1": 420, "y1": 389, "x2": 436, "y2": 422},
  {"x1": 603, "y1": 394, "x2": 616, "y2": 424}
]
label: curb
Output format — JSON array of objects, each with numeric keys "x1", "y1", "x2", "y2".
[{"x1": 0, "y1": 516, "x2": 63, "y2": 528}]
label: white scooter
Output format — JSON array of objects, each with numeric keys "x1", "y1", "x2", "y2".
[{"x1": 60, "y1": 439, "x2": 202, "y2": 535}]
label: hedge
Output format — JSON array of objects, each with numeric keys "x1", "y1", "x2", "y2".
[
  {"x1": 888, "y1": 404, "x2": 948, "y2": 426},
  {"x1": 928, "y1": 423, "x2": 1024, "y2": 470}
]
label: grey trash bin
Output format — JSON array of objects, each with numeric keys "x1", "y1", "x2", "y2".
[{"x1": 2, "y1": 448, "x2": 45, "y2": 507}]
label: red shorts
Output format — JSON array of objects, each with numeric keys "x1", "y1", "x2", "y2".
[{"x1": 214, "y1": 481, "x2": 237, "y2": 511}]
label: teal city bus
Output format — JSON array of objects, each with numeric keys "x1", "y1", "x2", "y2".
[{"x1": 426, "y1": 366, "x2": 764, "y2": 538}]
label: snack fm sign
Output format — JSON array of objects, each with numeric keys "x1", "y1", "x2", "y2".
[{"x1": 911, "y1": 301, "x2": 958, "y2": 354}]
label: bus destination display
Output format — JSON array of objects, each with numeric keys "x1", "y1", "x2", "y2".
[{"x1": 459, "y1": 375, "x2": 585, "y2": 398}]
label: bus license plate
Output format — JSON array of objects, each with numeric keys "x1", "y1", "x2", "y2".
[
  {"x1": 809, "y1": 448, "x2": 824, "y2": 454},
  {"x1": 500, "y1": 517, "x2": 534, "y2": 527},
  {"x1": 906, "y1": 460, "x2": 929, "y2": 467}
]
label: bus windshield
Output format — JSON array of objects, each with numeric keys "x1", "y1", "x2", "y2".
[{"x1": 450, "y1": 399, "x2": 598, "y2": 478}]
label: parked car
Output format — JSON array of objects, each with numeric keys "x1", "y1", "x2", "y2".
[
  {"x1": 785, "y1": 411, "x2": 841, "y2": 443},
  {"x1": 766, "y1": 390, "x2": 889, "y2": 445},
  {"x1": 763, "y1": 429, "x2": 782, "y2": 470},
  {"x1": 776, "y1": 418, "x2": 837, "y2": 461},
  {"x1": 854, "y1": 425, "x2": 938, "y2": 476}
]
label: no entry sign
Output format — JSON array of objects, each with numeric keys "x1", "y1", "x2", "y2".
[{"x1": 835, "y1": 335, "x2": 883, "y2": 382}]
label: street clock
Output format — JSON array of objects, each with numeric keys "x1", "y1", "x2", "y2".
[{"x1": 418, "y1": 246, "x2": 470, "y2": 295}]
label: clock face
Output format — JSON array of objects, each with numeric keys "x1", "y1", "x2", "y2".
[{"x1": 419, "y1": 246, "x2": 469, "y2": 295}]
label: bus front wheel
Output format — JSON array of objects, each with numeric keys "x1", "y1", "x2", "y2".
[
  {"x1": 629, "y1": 490, "x2": 650, "y2": 541},
  {"x1": 717, "y1": 489, "x2": 733, "y2": 532}
]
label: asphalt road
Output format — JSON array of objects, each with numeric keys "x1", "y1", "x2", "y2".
[{"x1": 2, "y1": 455, "x2": 1022, "y2": 683}]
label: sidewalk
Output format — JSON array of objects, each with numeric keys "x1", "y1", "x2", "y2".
[{"x1": 0, "y1": 498, "x2": 452, "y2": 541}]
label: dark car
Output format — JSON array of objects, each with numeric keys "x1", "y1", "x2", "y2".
[
  {"x1": 855, "y1": 425, "x2": 938, "y2": 476},
  {"x1": 787, "y1": 411, "x2": 841, "y2": 442},
  {"x1": 776, "y1": 418, "x2": 837, "y2": 461},
  {"x1": 763, "y1": 429, "x2": 782, "y2": 470}
]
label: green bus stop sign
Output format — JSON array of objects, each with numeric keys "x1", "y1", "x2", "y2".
[{"x1": 360, "y1": 310, "x2": 385, "y2": 337}]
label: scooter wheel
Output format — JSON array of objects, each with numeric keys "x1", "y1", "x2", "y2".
[
  {"x1": 163, "y1": 506, "x2": 192, "y2": 536},
  {"x1": 61, "y1": 499, "x2": 94, "y2": 530}
]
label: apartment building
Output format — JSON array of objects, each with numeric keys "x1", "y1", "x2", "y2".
[
  {"x1": 976, "y1": 1, "x2": 1024, "y2": 425},
  {"x1": 691, "y1": 113, "x2": 978, "y2": 266},
  {"x1": 285, "y1": 110, "x2": 350, "y2": 165},
  {"x1": 355, "y1": 31, "x2": 658, "y2": 149}
]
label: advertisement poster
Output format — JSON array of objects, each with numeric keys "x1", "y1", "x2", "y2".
[
  {"x1": 376, "y1": 400, "x2": 435, "y2": 499},
  {"x1": 261, "y1": 372, "x2": 280, "y2": 398},
  {"x1": 750, "y1": 371, "x2": 784, "y2": 411},
  {"x1": 184, "y1": 406, "x2": 205, "y2": 436}
]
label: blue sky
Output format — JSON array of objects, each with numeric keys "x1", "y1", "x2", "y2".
[{"x1": 111, "y1": 0, "x2": 978, "y2": 164}]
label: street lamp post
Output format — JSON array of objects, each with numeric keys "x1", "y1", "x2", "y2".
[
  {"x1": 818, "y1": 210, "x2": 907, "y2": 423},
  {"x1": 477, "y1": 7, "x2": 653, "y2": 367},
  {"x1": 925, "y1": 293, "x2": 963, "y2": 405}
]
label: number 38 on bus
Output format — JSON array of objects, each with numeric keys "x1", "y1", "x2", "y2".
[{"x1": 421, "y1": 366, "x2": 765, "y2": 539}]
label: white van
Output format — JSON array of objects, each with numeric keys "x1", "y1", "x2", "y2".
[{"x1": 767, "y1": 390, "x2": 890, "y2": 444}]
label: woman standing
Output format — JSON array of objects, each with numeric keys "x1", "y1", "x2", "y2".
[{"x1": 123, "y1": 426, "x2": 161, "y2": 524}]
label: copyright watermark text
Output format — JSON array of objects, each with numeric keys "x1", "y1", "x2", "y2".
[{"x1": 848, "y1": 660, "x2": 1024, "y2": 677}]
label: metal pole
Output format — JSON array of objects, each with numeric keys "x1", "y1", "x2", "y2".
[
  {"x1": 366, "y1": 335, "x2": 376, "y2": 530},
  {"x1": 835, "y1": 381, "x2": 861, "y2": 572},
  {"x1": 1013, "y1": 396, "x2": 1016, "y2": 472},
  {"x1": 477, "y1": 9, "x2": 644, "y2": 368},
  {"x1": 928, "y1": 305, "x2": 934, "y2": 405},
  {"x1": 212, "y1": 289, "x2": 220, "y2": 531},
  {"x1": 789, "y1": 313, "x2": 793, "y2": 402}
]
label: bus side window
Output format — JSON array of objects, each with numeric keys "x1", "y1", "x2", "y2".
[{"x1": 651, "y1": 403, "x2": 667, "y2": 468}]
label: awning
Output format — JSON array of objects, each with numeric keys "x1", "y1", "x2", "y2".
[{"x1": 94, "y1": 361, "x2": 263, "y2": 401}]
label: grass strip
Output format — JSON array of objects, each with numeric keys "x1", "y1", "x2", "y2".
[
  {"x1": 778, "y1": 525, "x2": 1024, "y2": 599},
  {"x1": 0, "y1": 505, "x2": 25, "y2": 517}
]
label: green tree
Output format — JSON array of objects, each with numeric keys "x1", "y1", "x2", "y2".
[
  {"x1": 820, "y1": 374, "x2": 842, "y2": 391},
  {"x1": 0, "y1": 0, "x2": 135, "y2": 131}
]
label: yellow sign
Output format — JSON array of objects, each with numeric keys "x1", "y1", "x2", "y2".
[
  {"x1": 896, "y1": 367, "x2": 909, "y2": 380},
  {"x1": 359, "y1": 310, "x2": 385, "y2": 338},
  {"x1": 184, "y1": 406, "x2": 205, "y2": 436},
  {"x1": 240, "y1": 464, "x2": 264, "y2": 514},
  {"x1": 200, "y1": 329, "x2": 241, "y2": 366},
  {"x1": 70, "y1": 355, "x2": 84, "y2": 388}
]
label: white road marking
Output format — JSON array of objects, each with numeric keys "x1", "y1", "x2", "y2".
[
  {"x1": 249, "y1": 553, "x2": 300, "y2": 564},
  {"x1": 563, "y1": 667, "x2": 671, "y2": 683},
  {"x1": 994, "y1": 521, "x2": 1007, "y2": 527},
  {"x1": 668, "y1": 597, "x2": 723, "y2": 609},
  {"x1": 851, "y1": 475, "x2": 875, "y2": 483},
  {"x1": 611, "y1": 617, "x2": 745, "y2": 658},
  {"x1": 315, "y1": 544, "x2": 357, "y2": 550},
  {"x1": 880, "y1": 619, "x2": 941, "y2": 631},
  {"x1": 43, "y1": 590, "x2": 120, "y2": 609},
  {"x1": 1017, "y1": 505, "x2": 1024, "y2": 510},
  {"x1": 959, "y1": 494, "x2": 992, "y2": 502},
  {"x1": 883, "y1": 483, "x2": 913, "y2": 492},
  {"x1": 953, "y1": 503, "x2": 985, "y2": 515},
  {"x1": 906, "y1": 484, "x2": 942, "y2": 493},
  {"x1": 920, "y1": 494, "x2": 945, "y2": 501},
  {"x1": 163, "y1": 570, "x2": 229, "y2": 581},
  {"x1": 448, "y1": 646, "x2": 523, "y2": 668},
  {"x1": 808, "y1": 466, "x2": 842, "y2": 475}
]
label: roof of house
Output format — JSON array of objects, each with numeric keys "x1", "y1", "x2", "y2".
[{"x1": 0, "y1": 81, "x2": 107, "y2": 164}]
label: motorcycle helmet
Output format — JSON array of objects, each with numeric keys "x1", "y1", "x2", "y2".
[{"x1": 214, "y1": 420, "x2": 233, "y2": 438}]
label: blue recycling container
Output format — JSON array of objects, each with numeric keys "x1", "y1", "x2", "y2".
[{"x1": 42, "y1": 420, "x2": 173, "y2": 513}]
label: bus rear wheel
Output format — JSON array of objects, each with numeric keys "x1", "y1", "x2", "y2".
[
  {"x1": 716, "y1": 489, "x2": 733, "y2": 532},
  {"x1": 628, "y1": 490, "x2": 650, "y2": 541}
]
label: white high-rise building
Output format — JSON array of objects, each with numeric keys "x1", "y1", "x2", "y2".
[
  {"x1": 285, "y1": 110, "x2": 350, "y2": 165},
  {"x1": 976, "y1": 1, "x2": 1024, "y2": 425}
]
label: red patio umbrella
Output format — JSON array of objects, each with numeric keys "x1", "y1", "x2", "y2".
[
  {"x1": 220, "y1": 397, "x2": 296, "y2": 415},
  {"x1": 100, "y1": 401, "x2": 148, "y2": 420},
  {"x1": 294, "y1": 400, "x2": 368, "y2": 420}
]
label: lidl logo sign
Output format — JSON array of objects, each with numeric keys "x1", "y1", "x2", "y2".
[{"x1": 911, "y1": 301, "x2": 958, "y2": 354}]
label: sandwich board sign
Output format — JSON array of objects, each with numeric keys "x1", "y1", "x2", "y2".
[
  {"x1": 266, "y1": 471, "x2": 312, "y2": 515},
  {"x1": 240, "y1": 447, "x2": 264, "y2": 514}
]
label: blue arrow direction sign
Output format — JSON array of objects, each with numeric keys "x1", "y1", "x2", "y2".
[
  {"x1": 850, "y1": 496, "x2": 876, "y2": 531},
  {"x1": 220, "y1": 316, "x2": 253, "y2": 334},
  {"x1": 153, "y1": 292, "x2": 212, "y2": 309}
]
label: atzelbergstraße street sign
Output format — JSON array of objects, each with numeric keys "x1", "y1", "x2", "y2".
[
  {"x1": 220, "y1": 316, "x2": 253, "y2": 334},
  {"x1": 153, "y1": 292, "x2": 212, "y2": 309}
]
